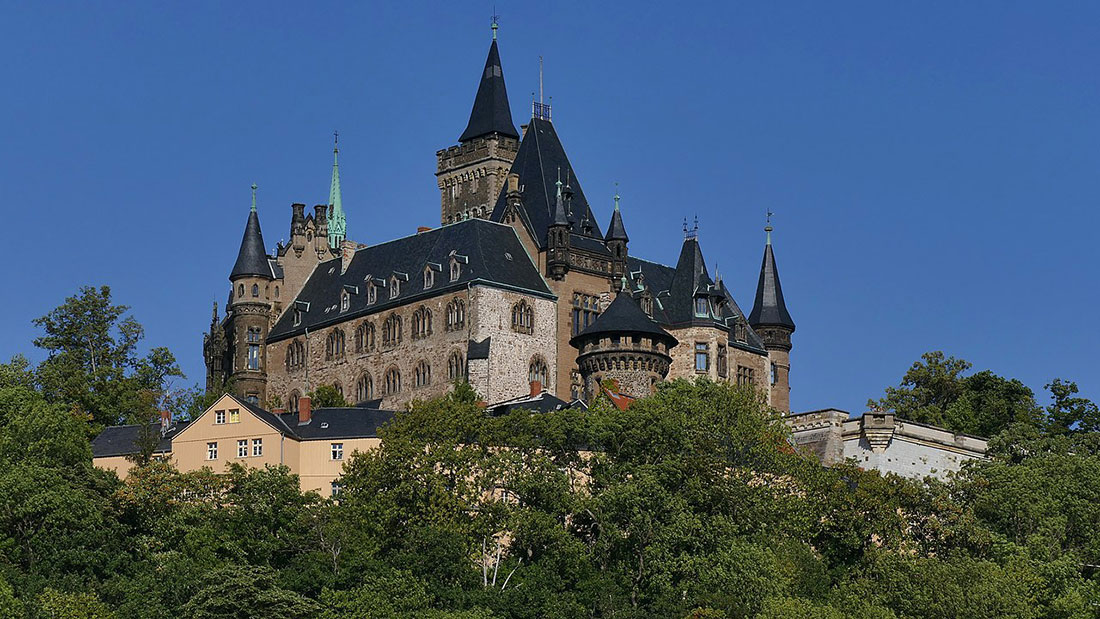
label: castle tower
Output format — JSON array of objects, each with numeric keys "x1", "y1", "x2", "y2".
[
  {"x1": 604, "y1": 191, "x2": 629, "y2": 289},
  {"x1": 225, "y1": 184, "x2": 274, "y2": 404},
  {"x1": 748, "y1": 224, "x2": 796, "y2": 413},
  {"x1": 436, "y1": 24, "x2": 520, "y2": 225},
  {"x1": 570, "y1": 293, "x2": 678, "y2": 402}
]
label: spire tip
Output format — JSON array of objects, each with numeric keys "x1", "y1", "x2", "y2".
[{"x1": 250, "y1": 183, "x2": 257, "y2": 212}]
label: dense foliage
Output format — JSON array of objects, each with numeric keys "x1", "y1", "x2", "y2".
[{"x1": 2, "y1": 290, "x2": 1099, "y2": 617}]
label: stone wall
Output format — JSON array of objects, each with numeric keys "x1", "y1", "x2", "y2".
[
  {"x1": 265, "y1": 283, "x2": 556, "y2": 410},
  {"x1": 666, "y1": 325, "x2": 769, "y2": 395},
  {"x1": 436, "y1": 134, "x2": 519, "y2": 225}
]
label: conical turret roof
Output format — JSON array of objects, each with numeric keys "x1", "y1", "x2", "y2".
[
  {"x1": 458, "y1": 40, "x2": 519, "y2": 142},
  {"x1": 748, "y1": 230, "x2": 795, "y2": 330},
  {"x1": 230, "y1": 187, "x2": 272, "y2": 280},
  {"x1": 570, "y1": 293, "x2": 676, "y2": 347},
  {"x1": 605, "y1": 195, "x2": 629, "y2": 242}
]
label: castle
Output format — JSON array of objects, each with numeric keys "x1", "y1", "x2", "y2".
[{"x1": 202, "y1": 30, "x2": 796, "y2": 414}]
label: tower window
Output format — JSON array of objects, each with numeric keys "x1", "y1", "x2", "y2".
[
  {"x1": 717, "y1": 345, "x2": 728, "y2": 379},
  {"x1": 252, "y1": 284, "x2": 259, "y2": 298},
  {"x1": 247, "y1": 328, "x2": 261, "y2": 370},
  {"x1": 770, "y1": 362, "x2": 778, "y2": 386},
  {"x1": 238, "y1": 284, "x2": 245, "y2": 298},
  {"x1": 528, "y1": 356, "x2": 549, "y2": 386},
  {"x1": 694, "y1": 343, "x2": 709, "y2": 373},
  {"x1": 274, "y1": 286, "x2": 280, "y2": 299}
]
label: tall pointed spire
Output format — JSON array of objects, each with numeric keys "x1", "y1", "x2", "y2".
[
  {"x1": 605, "y1": 188, "x2": 629, "y2": 242},
  {"x1": 458, "y1": 33, "x2": 519, "y2": 142},
  {"x1": 327, "y1": 131, "x2": 346, "y2": 249},
  {"x1": 551, "y1": 170, "x2": 569, "y2": 226},
  {"x1": 749, "y1": 223, "x2": 795, "y2": 330},
  {"x1": 230, "y1": 184, "x2": 272, "y2": 280}
]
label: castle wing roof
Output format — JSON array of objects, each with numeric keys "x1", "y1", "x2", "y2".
[
  {"x1": 490, "y1": 117, "x2": 604, "y2": 248},
  {"x1": 458, "y1": 40, "x2": 519, "y2": 142},
  {"x1": 268, "y1": 218, "x2": 553, "y2": 342}
]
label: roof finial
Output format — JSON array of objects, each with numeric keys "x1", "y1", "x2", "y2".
[
  {"x1": 491, "y1": 8, "x2": 499, "y2": 40},
  {"x1": 334, "y1": 129, "x2": 339, "y2": 151},
  {"x1": 250, "y1": 183, "x2": 257, "y2": 212},
  {"x1": 613, "y1": 182, "x2": 620, "y2": 211},
  {"x1": 715, "y1": 262, "x2": 721, "y2": 284},
  {"x1": 765, "y1": 209, "x2": 774, "y2": 245},
  {"x1": 682, "y1": 217, "x2": 688, "y2": 236},
  {"x1": 555, "y1": 167, "x2": 563, "y2": 198}
]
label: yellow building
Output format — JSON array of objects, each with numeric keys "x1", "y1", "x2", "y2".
[{"x1": 91, "y1": 394, "x2": 389, "y2": 497}]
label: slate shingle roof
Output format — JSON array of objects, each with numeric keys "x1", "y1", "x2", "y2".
[
  {"x1": 91, "y1": 421, "x2": 189, "y2": 458},
  {"x1": 490, "y1": 117, "x2": 604, "y2": 249},
  {"x1": 230, "y1": 210, "x2": 274, "y2": 280},
  {"x1": 487, "y1": 391, "x2": 587, "y2": 416},
  {"x1": 282, "y1": 407, "x2": 394, "y2": 440},
  {"x1": 268, "y1": 218, "x2": 553, "y2": 342},
  {"x1": 749, "y1": 242, "x2": 795, "y2": 331},
  {"x1": 570, "y1": 293, "x2": 676, "y2": 347},
  {"x1": 458, "y1": 40, "x2": 519, "y2": 142}
]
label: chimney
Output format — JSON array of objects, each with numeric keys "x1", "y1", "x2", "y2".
[
  {"x1": 298, "y1": 396, "x2": 312, "y2": 424},
  {"x1": 159, "y1": 410, "x2": 171, "y2": 435},
  {"x1": 341, "y1": 239, "x2": 358, "y2": 274},
  {"x1": 272, "y1": 408, "x2": 287, "y2": 415},
  {"x1": 529, "y1": 380, "x2": 542, "y2": 397},
  {"x1": 417, "y1": 226, "x2": 432, "y2": 234}
]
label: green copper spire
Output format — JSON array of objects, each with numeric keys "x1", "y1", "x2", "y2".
[
  {"x1": 250, "y1": 183, "x2": 257, "y2": 212},
  {"x1": 328, "y1": 131, "x2": 346, "y2": 249}
]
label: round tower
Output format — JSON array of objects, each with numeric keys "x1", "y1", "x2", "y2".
[
  {"x1": 569, "y1": 293, "x2": 678, "y2": 402},
  {"x1": 227, "y1": 184, "x2": 274, "y2": 405},
  {"x1": 748, "y1": 224, "x2": 796, "y2": 413}
]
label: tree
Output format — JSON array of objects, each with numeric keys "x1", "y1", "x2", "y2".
[
  {"x1": 179, "y1": 565, "x2": 319, "y2": 619},
  {"x1": 309, "y1": 384, "x2": 349, "y2": 408},
  {"x1": 1044, "y1": 379, "x2": 1100, "y2": 435},
  {"x1": 33, "y1": 286, "x2": 184, "y2": 427},
  {"x1": 870, "y1": 351, "x2": 1040, "y2": 437}
]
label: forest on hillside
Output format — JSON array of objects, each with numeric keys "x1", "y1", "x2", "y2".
[{"x1": 2, "y1": 287, "x2": 1099, "y2": 618}]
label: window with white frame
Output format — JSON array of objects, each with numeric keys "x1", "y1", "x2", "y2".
[
  {"x1": 214, "y1": 410, "x2": 226, "y2": 424},
  {"x1": 331, "y1": 481, "x2": 343, "y2": 497},
  {"x1": 252, "y1": 438, "x2": 263, "y2": 457},
  {"x1": 207, "y1": 442, "x2": 218, "y2": 460},
  {"x1": 237, "y1": 439, "x2": 248, "y2": 458},
  {"x1": 331, "y1": 443, "x2": 344, "y2": 461}
]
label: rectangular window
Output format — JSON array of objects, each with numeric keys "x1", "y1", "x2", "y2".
[
  {"x1": 331, "y1": 443, "x2": 344, "y2": 461},
  {"x1": 229, "y1": 409, "x2": 240, "y2": 424},
  {"x1": 247, "y1": 344, "x2": 260, "y2": 370},
  {"x1": 695, "y1": 297, "x2": 709, "y2": 317},
  {"x1": 252, "y1": 438, "x2": 263, "y2": 457},
  {"x1": 237, "y1": 439, "x2": 248, "y2": 458},
  {"x1": 572, "y1": 293, "x2": 600, "y2": 336},
  {"x1": 770, "y1": 362, "x2": 777, "y2": 385},
  {"x1": 737, "y1": 366, "x2": 756, "y2": 387},
  {"x1": 207, "y1": 442, "x2": 218, "y2": 460},
  {"x1": 717, "y1": 344, "x2": 728, "y2": 378},
  {"x1": 331, "y1": 481, "x2": 343, "y2": 497},
  {"x1": 694, "y1": 343, "x2": 709, "y2": 373},
  {"x1": 214, "y1": 410, "x2": 225, "y2": 424}
]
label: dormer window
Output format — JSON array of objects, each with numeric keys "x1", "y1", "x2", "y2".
[
  {"x1": 424, "y1": 267, "x2": 435, "y2": 290},
  {"x1": 694, "y1": 296, "x2": 709, "y2": 317},
  {"x1": 450, "y1": 260, "x2": 461, "y2": 282},
  {"x1": 389, "y1": 276, "x2": 400, "y2": 299},
  {"x1": 340, "y1": 291, "x2": 350, "y2": 312},
  {"x1": 367, "y1": 282, "x2": 377, "y2": 305},
  {"x1": 293, "y1": 309, "x2": 302, "y2": 326}
]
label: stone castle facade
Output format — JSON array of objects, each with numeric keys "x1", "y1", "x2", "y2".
[{"x1": 203, "y1": 34, "x2": 797, "y2": 414}]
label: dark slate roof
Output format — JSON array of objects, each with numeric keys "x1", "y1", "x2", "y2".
[
  {"x1": 626, "y1": 247, "x2": 767, "y2": 354},
  {"x1": 749, "y1": 241, "x2": 795, "y2": 330},
  {"x1": 468, "y1": 337, "x2": 491, "y2": 360},
  {"x1": 570, "y1": 293, "x2": 676, "y2": 347},
  {"x1": 458, "y1": 40, "x2": 519, "y2": 142},
  {"x1": 570, "y1": 233, "x2": 613, "y2": 256},
  {"x1": 605, "y1": 206, "x2": 629, "y2": 242},
  {"x1": 281, "y1": 407, "x2": 395, "y2": 440},
  {"x1": 490, "y1": 117, "x2": 604, "y2": 248},
  {"x1": 91, "y1": 421, "x2": 188, "y2": 458},
  {"x1": 268, "y1": 218, "x2": 553, "y2": 342},
  {"x1": 487, "y1": 392, "x2": 587, "y2": 416},
  {"x1": 230, "y1": 210, "x2": 273, "y2": 280}
]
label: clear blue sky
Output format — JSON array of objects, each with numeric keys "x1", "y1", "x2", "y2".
[{"x1": 2, "y1": 2, "x2": 1097, "y2": 414}]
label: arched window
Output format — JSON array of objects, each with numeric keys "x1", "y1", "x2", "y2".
[
  {"x1": 326, "y1": 329, "x2": 346, "y2": 360},
  {"x1": 354, "y1": 321, "x2": 375, "y2": 353},
  {"x1": 293, "y1": 309, "x2": 302, "y2": 326},
  {"x1": 423, "y1": 267, "x2": 435, "y2": 290},
  {"x1": 528, "y1": 356, "x2": 549, "y2": 385},
  {"x1": 384, "y1": 366, "x2": 401, "y2": 395},
  {"x1": 356, "y1": 373, "x2": 373, "y2": 402},
  {"x1": 333, "y1": 381, "x2": 343, "y2": 399},
  {"x1": 288, "y1": 390, "x2": 301, "y2": 413},
  {"x1": 382, "y1": 314, "x2": 402, "y2": 347},
  {"x1": 450, "y1": 259, "x2": 461, "y2": 282},
  {"x1": 367, "y1": 282, "x2": 377, "y2": 305},
  {"x1": 238, "y1": 284, "x2": 245, "y2": 298},
  {"x1": 389, "y1": 276, "x2": 400, "y2": 299},
  {"x1": 275, "y1": 286, "x2": 280, "y2": 299},
  {"x1": 285, "y1": 339, "x2": 305, "y2": 371},
  {"x1": 446, "y1": 298, "x2": 466, "y2": 331},
  {"x1": 640, "y1": 293, "x2": 653, "y2": 317},
  {"x1": 252, "y1": 284, "x2": 259, "y2": 297},
  {"x1": 412, "y1": 306, "x2": 433, "y2": 339},
  {"x1": 511, "y1": 300, "x2": 534, "y2": 334},
  {"x1": 448, "y1": 350, "x2": 466, "y2": 381},
  {"x1": 341, "y1": 291, "x2": 350, "y2": 312},
  {"x1": 414, "y1": 360, "x2": 431, "y2": 388},
  {"x1": 694, "y1": 296, "x2": 709, "y2": 317}
]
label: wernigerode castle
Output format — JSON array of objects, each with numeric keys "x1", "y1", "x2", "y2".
[{"x1": 202, "y1": 26, "x2": 797, "y2": 417}]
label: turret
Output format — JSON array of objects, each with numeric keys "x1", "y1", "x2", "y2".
[
  {"x1": 570, "y1": 293, "x2": 678, "y2": 401},
  {"x1": 605, "y1": 190, "x2": 629, "y2": 289},
  {"x1": 547, "y1": 174, "x2": 571, "y2": 280},
  {"x1": 748, "y1": 223, "x2": 796, "y2": 413},
  {"x1": 226, "y1": 184, "x2": 274, "y2": 405}
]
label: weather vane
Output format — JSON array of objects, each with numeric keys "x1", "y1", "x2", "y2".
[{"x1": 491, "y1": 8, "x2": 499, "y2": 39}]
